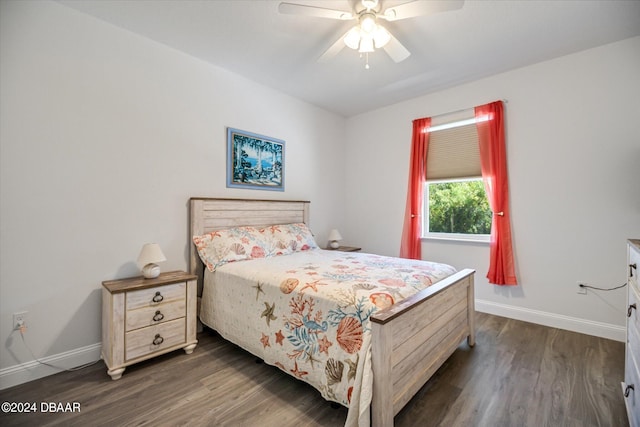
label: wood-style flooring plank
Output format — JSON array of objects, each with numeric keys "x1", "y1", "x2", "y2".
[{"x1": 0, "y1": 313, "x2": 627, "y2": 427}]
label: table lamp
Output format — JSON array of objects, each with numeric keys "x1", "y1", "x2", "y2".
[
  {"x1": 137, "y1": 243, "x2": 167, "y2": 279},
  {"x1": 328, "y1": 229, "x2": 343, "y2": 249}
]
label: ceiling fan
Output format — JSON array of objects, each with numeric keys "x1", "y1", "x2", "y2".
[{"x1": 278, "y1": 0, "x2": 464, "y2": 67}]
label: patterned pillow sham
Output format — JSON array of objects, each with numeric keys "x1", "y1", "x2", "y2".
[
  {"x1": 260, "y1": 223, "x2": 318, "y2": 256},
  {"x1": 193, "y1": 226, "x2": 267, "y2": 272}
]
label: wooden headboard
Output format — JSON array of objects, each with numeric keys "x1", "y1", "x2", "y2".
[{"x1": 188, "y1": 197, "x2": 311, "y2": 293}]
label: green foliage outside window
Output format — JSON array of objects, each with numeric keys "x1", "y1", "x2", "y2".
[{"x1": 428, "y1": 180, "x2": 492, "y2": 234}]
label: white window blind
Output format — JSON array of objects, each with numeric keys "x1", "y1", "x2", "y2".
[{"x1": 426, "y1": 122, "x2": 481, "y2": 180}]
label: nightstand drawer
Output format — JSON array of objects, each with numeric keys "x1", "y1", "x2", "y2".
[
  {"x1": 125, "y1": 299, "x2": 185, "y2": 331},
  {"x1": 126, "y1": 282, "x2": 185, "y2": 310},
  {"x1": 125, "y1": 318, "x2": 186, "y2": 361}
]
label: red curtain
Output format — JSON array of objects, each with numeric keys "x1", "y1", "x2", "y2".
[
  {"x1": 475, "y1": 101, "x2": 517, "y2": 285},
  {"x1": 400, "y1": 117, "x2": 431, "y2": 259}
]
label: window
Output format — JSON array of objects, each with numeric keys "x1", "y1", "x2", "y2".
[
  {"x1": 422, "y1": 113, "x2": 491, "y2": 242},
  {"x1": 425, "y1": 178, "x2": 491, "y2": 240}
]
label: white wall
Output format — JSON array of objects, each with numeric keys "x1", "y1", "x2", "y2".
[
  {"x1": 0, "y1": 0, "x2": 346, "y2": 388},
  {"x1": 344, "y1": 36, "x2": 640, "y2": 340},
  {"x1": 2, "y1": 0, "x2": 638, "y2": 390}
]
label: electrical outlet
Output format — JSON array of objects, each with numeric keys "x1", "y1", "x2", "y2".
[
  {"x1": 577, "y1": 282, "x2": 587, "y2": 295},
  {"x1": 13, "y1": 311, "x2": 28, "y2": 329}
]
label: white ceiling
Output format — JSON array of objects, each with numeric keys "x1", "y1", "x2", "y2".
[{"x1": 57, "y1": 0, "x2": 640, "y2": 117}]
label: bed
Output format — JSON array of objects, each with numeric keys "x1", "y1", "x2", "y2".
[{"x1": 189, "y1": 197, "x2": 475, "y2": 427}]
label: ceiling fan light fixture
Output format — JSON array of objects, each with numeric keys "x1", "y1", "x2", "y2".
[
  {"x1": 358, "y1": 35, "x2": 374, "y2": 53},
  {"x1": 280, "y1": 0, "x2": 464, "y2": 66},
  {"x1": 361, "y1": 0, "x2": 379, "y2": 10},
  {"x1": 373, "y1": 25, "x2": 391, "y2": 48},
  {"x1": 344, "y1": 27, "x2": 361, "y2": 50},
  {"x1": 360, "y1": 14, "x2": 377, "y2": 34}
]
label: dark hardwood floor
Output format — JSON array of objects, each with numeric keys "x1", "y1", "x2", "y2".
[{"x1": 0, "y1": 313, "x2": 628, "y2": 426}]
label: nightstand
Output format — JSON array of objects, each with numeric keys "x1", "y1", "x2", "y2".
[
  {"x1": 101, "y1": 270, "x2": 198, "y2": 380},
  {"x1": 327, "y1": 246, "x2": 361, "y2": 252}
]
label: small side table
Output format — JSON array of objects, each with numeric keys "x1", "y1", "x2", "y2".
[
  {"x1": 101, "y1": 270, "x2": 198, "y2": 380},
  {"x1": 327, "y1": 246, "x2": 361, "y2": 252}
]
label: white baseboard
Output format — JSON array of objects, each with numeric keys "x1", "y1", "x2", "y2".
[
  {"x1": 0, "y1": 343, "x2": 102, "y2": 390},
  {"x1": 476, "y1": 299, "x2": 626, "y2": 342}
]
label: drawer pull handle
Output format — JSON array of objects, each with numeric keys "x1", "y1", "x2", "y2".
[
  {"x1": 631, "y1": 263, "x2": 637, "y2": 277},
  {"x1": 152, "y1": 334, "x2": 164, "y2": 346},
  {"x1": 152, "y1": 292, "x2": 164, "y2": 303},
  {"x1": 152, "y1": 311, "x2": 164, "y2": 322},
  {"x1": 628, "y1": 303, "x2": 637, "y2": 318},
  {"x1": 624, "y1": 384, "x2": 634, "y2": 398}
]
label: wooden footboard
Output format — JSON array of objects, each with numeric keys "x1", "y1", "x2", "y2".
[{"x1": 370, "y1": 268, "x2": 475, "y2": 427}]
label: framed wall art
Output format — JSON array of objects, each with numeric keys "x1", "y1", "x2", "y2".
[{"x1": 226, "y1": 127, "x2": 285, "y2": 191}]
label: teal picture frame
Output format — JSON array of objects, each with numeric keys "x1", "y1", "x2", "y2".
[{"x1": 226, "y1": 127, "x2": 285, "y2": 191}]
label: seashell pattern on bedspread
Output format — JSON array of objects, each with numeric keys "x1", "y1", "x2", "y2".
[{"x1": 199, "y1": 249, "x2": 456, "y2": 426}]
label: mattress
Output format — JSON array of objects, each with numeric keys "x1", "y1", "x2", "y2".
[{"x1": 200, "y1": 248, "x2": 456, "y2": 426}]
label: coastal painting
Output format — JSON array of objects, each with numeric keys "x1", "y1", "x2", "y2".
[{"x1": 226, "y1": 128, "x2": 285, "y2": 191}]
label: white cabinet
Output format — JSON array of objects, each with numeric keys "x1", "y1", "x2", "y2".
[{"x1": 623, "y1": 239, "x2": 640, "y2": 427}]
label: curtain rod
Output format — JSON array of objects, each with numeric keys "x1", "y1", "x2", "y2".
[{"x1": 428, "y1": 99, "x2": 508, "y2": 120}]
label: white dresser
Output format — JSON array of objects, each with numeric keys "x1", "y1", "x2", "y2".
[{"x1": 623, "y1": 239, "x2": 640, "y2": 427}]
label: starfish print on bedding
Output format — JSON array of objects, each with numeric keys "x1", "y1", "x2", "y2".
[
  {"x1": 260, "y1": 333, "x2": 270, "y2": 348},
  {"x1": 318, "y1": 335, "x2": 332, "y2": 355},
  {"x1": 300, "y1": 279, "x2": 327, "y2": 293},
  {"x1": 305, "y1": 349, "x2": 320, "y2": 368},
  {"x1": 275, "y1": 330, "x2": 285, "y2": 345},
  {"x1": 253, "y1": 282, "x2": 265, "y2": 300},
  {"x1": 290, "y1": 361, "x2": 308, "y2": 378},
  {"x1": 261, "y1": 302, "x2": 277, "y2": 326}
]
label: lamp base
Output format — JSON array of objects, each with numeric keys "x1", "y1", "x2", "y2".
[
  {"x1": 329, "y1": 241, "x2": 340, "y2": 249},
  {"x1": 142, "y1": 263, "x2": 160, "y2": 279}
]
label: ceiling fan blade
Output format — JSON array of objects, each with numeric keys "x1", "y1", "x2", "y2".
[
  {"x1": 278, "y1": 2, "x2": 354, "y2": 20},
  {"x1": 383, "y1": 33, "x2": 410, "y2": 63},
  {"x1": 381, "y1": 0, "x2": 464, "y2": 21},
  {"x1": 317, "y1": 31, "x2": 349, "y2": 63}
]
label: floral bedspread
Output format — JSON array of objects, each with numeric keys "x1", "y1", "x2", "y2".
[{"x1": 199, "y1": 249, "x2": 456, "y2": 426}]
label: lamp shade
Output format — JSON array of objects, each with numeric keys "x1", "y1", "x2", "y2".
[
  {"x1": 328, "y1": 229, "x2": 342, "y2": 249},
  {"x1": 137, "y1": 243, "x2": 166, "y2": 265},
  {"x1": 137, "y1": 243, "x2": 166, "y2": 279},
  {"x1": 328, "y1": 229, "x2": 343, "y2": 242}
]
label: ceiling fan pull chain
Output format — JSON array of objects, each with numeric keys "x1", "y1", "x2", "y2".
[{"x1": 365, "y1": 52, "x2": 370, "y2": 70}]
